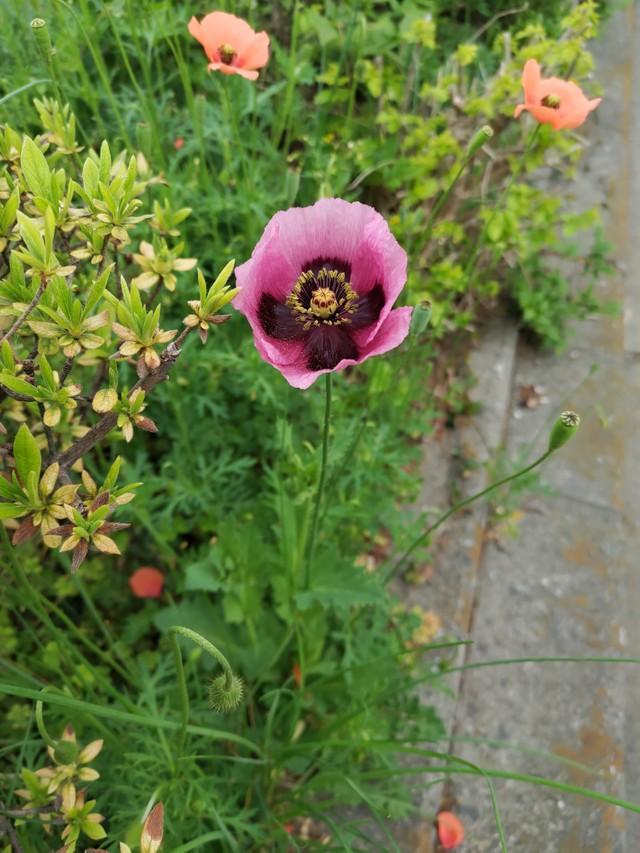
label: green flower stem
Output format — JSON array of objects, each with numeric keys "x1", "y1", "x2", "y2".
[
  {"x1": 169, "y1": 626, "x2": 238, "y2": 752},
  {"x1": 169, "y1": 630, "x2": 189, "y2": 757},
  {"x1": 422, "y1": 130, "x2": 491, "y2": 249},
  {"x1": 304, "y1": 373, "x2": 332, "y2": 588},
  {"x1": 384, "y1": 448, "x2": 553, "y2": 584},
  {"x1": 34, "y1": 697, "x2": 56, "y2": 750},
  {"x1": 463, "y1": 123, "x2": 541, "y2": 281},
  {"x1": 273, "y1": 0, "x2": 302, "y2": 148},
  {"x1": 170, "y1": 627, "x2": 234, "y2": 688}
]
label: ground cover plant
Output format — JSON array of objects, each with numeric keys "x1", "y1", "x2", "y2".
[{"x1": 0, "y1": 1, "x2": 634, "y2": 850}]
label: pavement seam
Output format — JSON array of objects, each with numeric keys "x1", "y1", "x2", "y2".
[{"x1": 434, "y1": 321, "x2": 521, "y2": 826}]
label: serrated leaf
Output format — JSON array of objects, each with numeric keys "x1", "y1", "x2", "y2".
[
  {"x1": 295, "y1": 552, "x2": 386, "y2": 612},
  {"x1": 184, "y1": 559, "x2": 224, "y2": 593}
]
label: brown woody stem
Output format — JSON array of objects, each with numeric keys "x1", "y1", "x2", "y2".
[
  {"x1": 0, "y1": 275, "x2": 47, "y2": 346},
  {"x1": 0, "y1": 384, "x2": 36, "y2": 403},
  {"x1": 54, "y1": 326, "x2": 194, "y2": 470}
]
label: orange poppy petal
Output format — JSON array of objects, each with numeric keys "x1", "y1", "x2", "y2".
[
  {"x1": 200, "y1": 11, "x2": 255, "y2": 53},
  {"x1": 556, "y1": 97, "x2": 602, "y2": 130},
  {"x1": 436, "y1": 812, "x2": 465, "y2": 849},
  {"x1": 238, "y1": 31, "x2": 270, "y2": 70},
  {"x1": 233, "y1": 67, "x2": 260, "y2": 81},
  {"x1": 525, "y1": 103, "x2": 565, "y2": 128},
  {"x1": 522, "y1": 58, "x2": 541, "y2": 102},
  {"x1": 189, "y1": 15, "x2": 217, "y2": 62},
  {"x1": 129, "y1": 566, "x2": 164, "y2": 599}
]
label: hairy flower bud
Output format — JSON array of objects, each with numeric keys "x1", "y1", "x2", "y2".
[
  {"x1": 207, "y1": 673, "x2": 244, "y2": 713},
  {"x1": 53, "y1": 739, "x2": 78, "y2": 765},
  {"x1": 548, "y1": 411, "x2": 580, "y2": 452}
]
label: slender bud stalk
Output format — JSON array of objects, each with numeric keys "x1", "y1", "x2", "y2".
[
  {"x1": 422, "y1": 125, "x2": 493, "y2": 247},
  {"x1": 35, "y1": 699, "x2": 57, "y2": 750},
  {"x1": 385, "y1": 410, "x2": 581, "y2": 584},
  {"x1": 35, "y1": 695, "x2": 78, "y2": 763},
  {"x1": 168, "y1": 626, "x2": 243, "y2": 757}
]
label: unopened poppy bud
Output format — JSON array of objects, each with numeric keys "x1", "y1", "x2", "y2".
[
  {"x1": 548, "y1": 410, "x2": 580, "y2": 452},
  {"x1": 207, "y1": 673, "x2": 244, "y2": 713},
  {"x1": 467, "y1": 125, "x2": 493, "y2": 157},
  {"x1": 53, "y1": 739, "x2": 79, "y2": 765},
  {"x1": 31, "y1": 19, "x2": 53, "y2": 62},
  {"x1": 410, "y1": 300, "x2": 432, "y2": 337}
]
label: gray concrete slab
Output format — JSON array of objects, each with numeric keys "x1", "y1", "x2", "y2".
[{"x1": 397, "y1": 5, "x2": 640, "y2": 851}]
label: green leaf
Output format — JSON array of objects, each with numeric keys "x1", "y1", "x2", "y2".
[
  {"x1": 38, "y1": 354, "x2": 56, "y2": 390},
  {"x1": 0, "y1": 503, "x2": 25, "y2": 519},
  {"x1": 0, "y1": 340, "x2": 15, "y2": 371},
  {"x1": 16, "y1": 212, "x2": 45, "y2": 264},
  {"x1": 43, "y1": 205, "x2": 56, "y2": 261},
  {"x1": 20, "y1": 137, "x2": 51, "y2": 199},
  {"x1": 0, "y1": 187, "x2": 19, "y2": 233},
  {"x1": 0, "y1": 474, "x2": 19, "y2": 500},
  {"x1": 81, "y1": 819, "x2": 106, "y2": 841},
  {"x1": 185, "y1": 559, "x2": 224, "y2": 593},
  {"x1": 82, "y1": 156, "x2": 99, "y2": 198},
  {"x1": 0, "y1": 372, "x2": 38, "y2": 398},
  {"x1": 13, "y1": 424, "x2": 42, "y2": 485},
  {"x1": 103, "y1": 457, "x2": 122, "y2": 491},
  {"x1": 296, "y1": 551, "x2": 387, "y2": 612}
]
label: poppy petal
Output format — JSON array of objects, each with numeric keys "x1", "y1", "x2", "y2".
[
  {"x1": 129, "y1": 567, "x2": 164, "y2": 599},
  {"x1": 238, "y1": 31, "x2": 270, "y2": 70},
  {"x1": 200, "y1": 11, "x2": 254, "y2": 51},
  {"x1": 522, "y1": 58, "x2": 541, "y2": 102},
  {"x1": 304, "y1": 325, "x2": 358, "y2": 371},
  {"x1": 258, "y1": 295, "x2": 306, "y2": 341},
  {"x1": 232, "y1": 67, "x2": 260, "y2": 81},
  {"x1": 349, "y1": 283, "x2": 385, "y2": 330},
  {"x1": 436, "y1": 811, "x2": 465, "y2": 849}
]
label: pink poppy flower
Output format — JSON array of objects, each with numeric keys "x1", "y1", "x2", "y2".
[
  {"x1": 188, "y1": 11, "x2": 269, "y2": 81},
  {"x1": 129, "y1": 566, "x2": 164, "y2": 599},
  {"x1": 436, "y1": 811, "x2": 465, "y2": 849},
  {"x1": 233, "y1": 199, "x2": 412, "y2": 389},
  {"x1": 514, "y1": 59, "x2": 601, "y2": 130}
]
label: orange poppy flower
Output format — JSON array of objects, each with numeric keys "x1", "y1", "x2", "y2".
[
  {"x1": 514, "y1": 59, "x2": 601, "y2": 130},
  {"x1": 436, "y1": 811, "x2": 465, "y2": 849},
  {"x1": 188, "y1": 11, "x2": 269, "y2": 81},
  {"x1": 129, "y1": 566, "x2": 164, "y2": 599}
]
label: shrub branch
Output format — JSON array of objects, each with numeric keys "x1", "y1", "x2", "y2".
[{"x1": 54, "y1": 325, "x2": 193, "y2": 470}]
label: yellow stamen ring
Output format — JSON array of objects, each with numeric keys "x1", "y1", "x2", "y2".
[{"x1": 286, "y1": 267, "x2": 359, "y2": 329}]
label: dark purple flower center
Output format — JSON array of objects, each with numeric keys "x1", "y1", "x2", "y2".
[
  {"x1": 218, "y1": 43, "x2": 236, "y2": 64},
  {"x1": 258, "y1": 259, "x2": 385, "y2": 371},
  {"x1": 541, "y1": 93, "x2": 561, "y2": 109}
]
